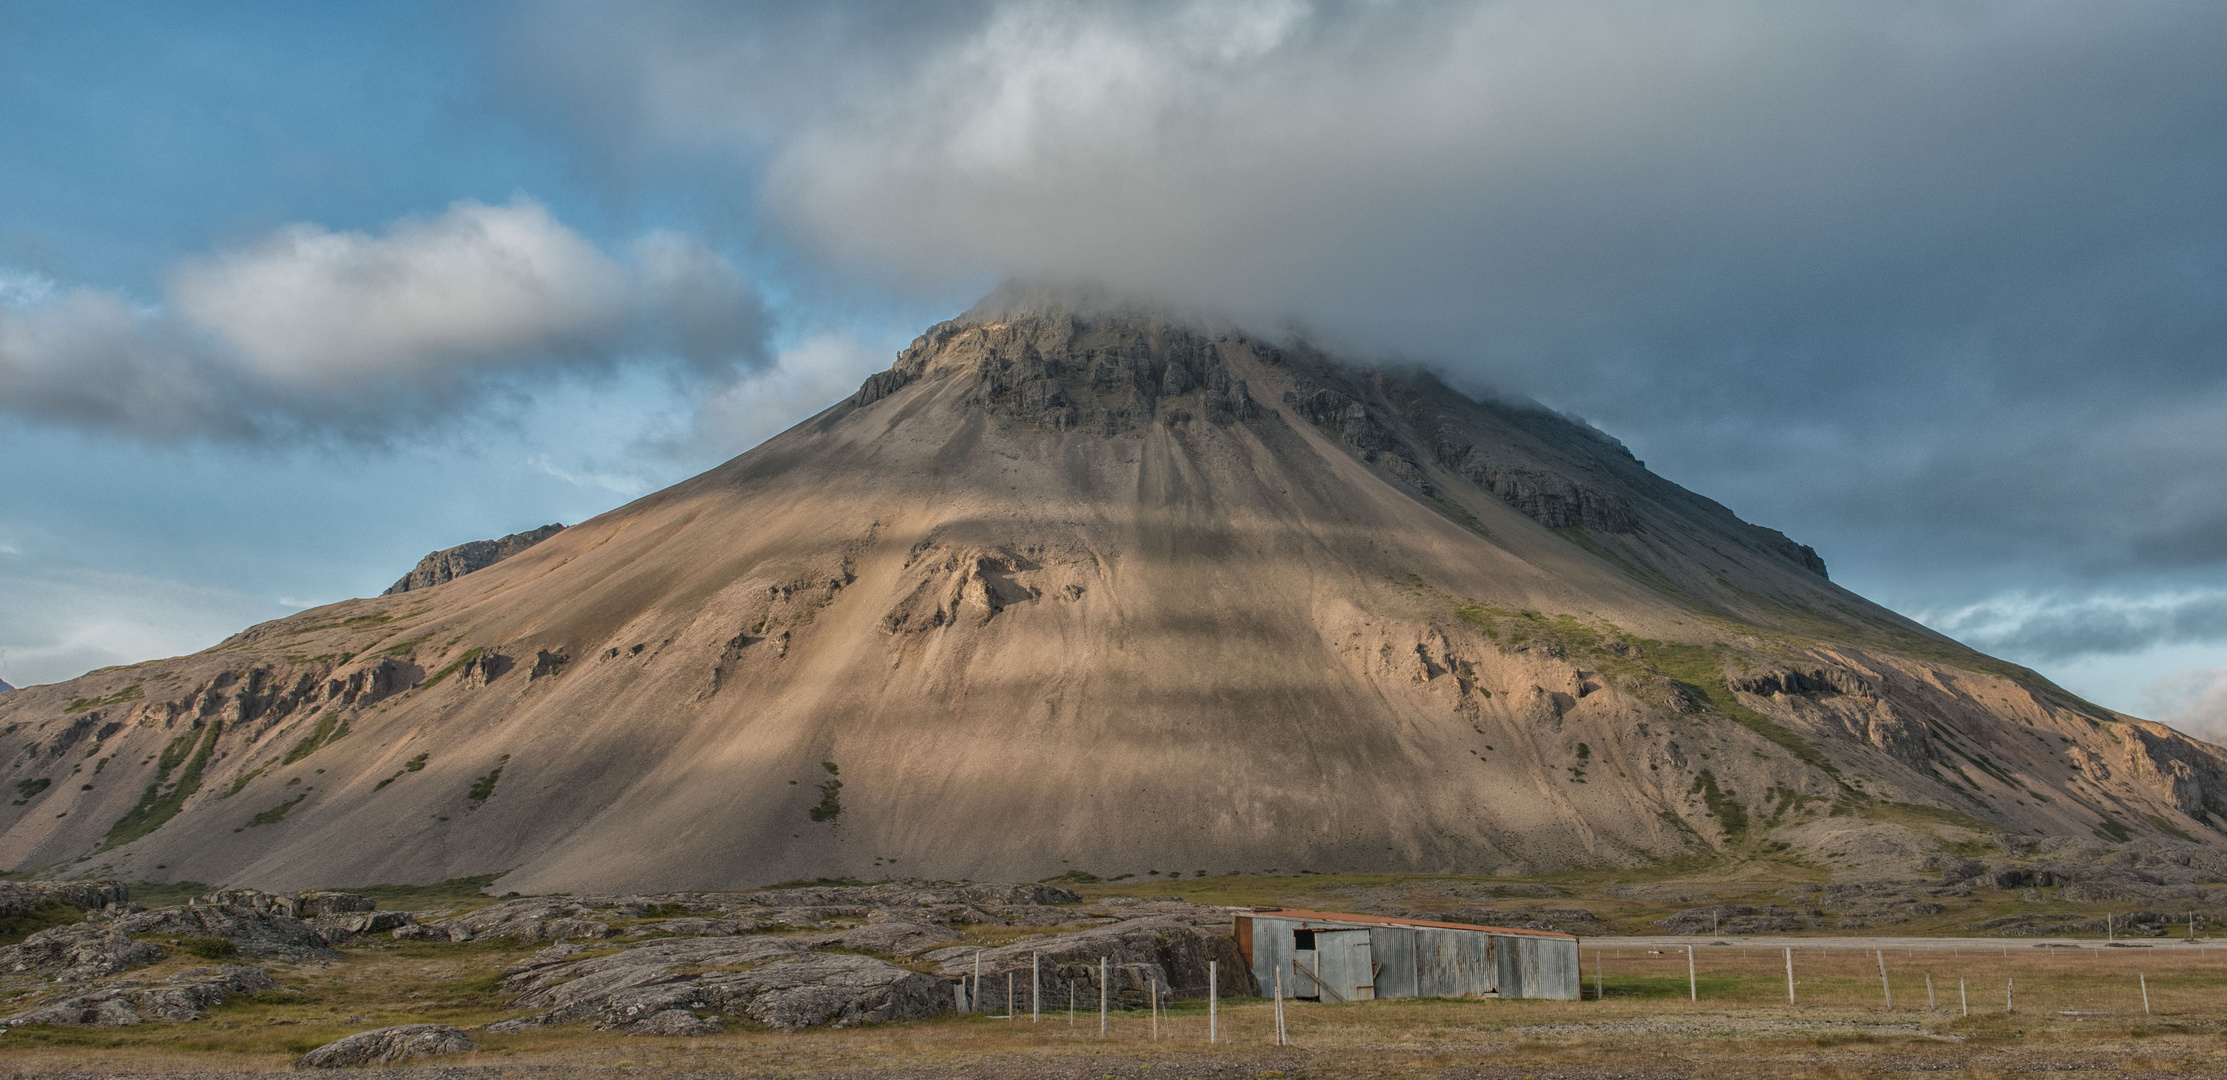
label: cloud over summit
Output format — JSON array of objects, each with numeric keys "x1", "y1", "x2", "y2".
[{"x1": 515, "y1": 0, "x2": 2227, "y2": 677}]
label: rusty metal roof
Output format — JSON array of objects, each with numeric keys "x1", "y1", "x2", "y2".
[{"x1": 1239, "y1": 907, "x2": 1579, "y2": 941}]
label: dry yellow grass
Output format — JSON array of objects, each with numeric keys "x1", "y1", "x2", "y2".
[{"x1": 5, "y1": 937, "x2": 2227, "y2": 1077}]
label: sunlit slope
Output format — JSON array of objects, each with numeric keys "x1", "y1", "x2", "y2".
[{"x1": 3, "y1": 292, "x2": 2221, "y2": 891}]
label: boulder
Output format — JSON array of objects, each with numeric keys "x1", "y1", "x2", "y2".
[
  {"x1": 431, "y1": 898, "x2": 615, "y2": 942},
  {"x1": 0, "y1": 923, "x2": 166, "y2": 980},
  {"x1": 805, "y1": 920, "x2": 960, "y2": 958},
  {"x1": 114, "y1": 903, "x2": 338, "y2": 961},
  {"x1": 500, "y1": 936, "x2": 944, "y2": 1032},
  {"x1": 0, "y1": 880, "x2": 132, "y2": 917},
  {"x1": 628, "y1": 1008, "x2": 723, "y2": 1036},
  {"x1": 312, "y1": 910, "x2": 417, "y2": 944},
  {"x1": 3, "y1": 965, "x2": 273, "y2": 1027},
  {"x1": 296, "y1": 1023, "x2": 477, "y2": 1068}
]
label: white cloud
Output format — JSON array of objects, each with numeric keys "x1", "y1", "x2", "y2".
[
  {"x1": 169, "y1": 199, "x2": 632, "y2": 387},
  {"x1": 2142, "y1": 666, "x2": 2227, "y2": 746},
  {"x1": 0, "y1": 199, "x2": 769, "y2": 440},
  {"x1": 684, "y1": 331, "x2": 890, "y2": 454},
  {"x1": 0, "y1": 551, "x2": 291, "y2": 688}
]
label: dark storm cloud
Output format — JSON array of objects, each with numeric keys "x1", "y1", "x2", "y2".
[{"x1": 510, "y1": 0, "x2": 2227, "y2": 661}]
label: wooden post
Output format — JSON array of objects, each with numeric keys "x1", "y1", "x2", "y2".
[
  {"x1": 2141, "y1": 972, "x2": 2150, "y2": 1015},
  {"x1": 1594, "y1": 949, "x2": 1603, "y2": 1001},
  {"x1": 955, "y1": 983, "x2": 966, "y2": 1014},
  {"x1": 1099, "y1": 957, "x2": 1108, "y2": 1037},
  {"x1": 1033, "y1": 952, "x2": 1040, "y2": 1023},
  {"x1": 1784, "y1": 947, "x2": 1795, "y2": 1005},
  {"x1": 1687, "y1": 945, "x2": 1696, "y2": 1002},
  {"x1": 2109, "y1": 911, "x2": 2115, "y2": 942},
  {"x1": 1926, "y1": 973, "x2": 1935, "y2": 1011},
  {"x1": 2006, "y1": 977, "x2": 2014, "y2": 1015},
  {"x1": 1960, "y1": 978, "x2": 1968, "y2": 1017},
  {"x1": 1274, "y1": 968, "x2": 1286, "y2": 1046},
  {"x1": 1149, "y1": 976, "x2": 1158, "y2": 1041},
  {"x1": 1008, "y1": 971, "x2": 1015, "y2": 1021},
  {"x1": 1877, "y1": 949, "x2": 1892, "y2": 1010},
  {"x1": 1069, "y1": 984, "x2": 1075, "y2": 1028},
  {"x1": 1209, "y1": 960, "x2": 1219, "y2": 1044}
]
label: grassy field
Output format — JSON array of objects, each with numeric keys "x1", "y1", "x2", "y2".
[
  {"x1": 4, "y1": 863, "x2": 2223, "y2": 1076},
  {"x1": 4, "y1": 923, "x2": 2227, "y2": 1076}
]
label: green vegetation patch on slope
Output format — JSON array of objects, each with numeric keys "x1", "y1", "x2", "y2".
[
  {"x1": 1689, "y1": 770, "x2": 1748, "y2": 836},
  {"x1": 281, "y1": 710, "x2": 348, "y2": 765},
  {"x1": 64, "y1": 681, "x2": 143, "y2": 715},
  {"x1": 245, "y1": 794, "x2": 306, "y2": 828},
  {"x1": 418, "y1": 647, "x2": 483, "y2": 690},
  {"x1": 467, "y1": 756, "x2": 508, "y2": 805},
  {"x1": 102, "y1": 720, "x2": 222, "y2": 850},
  {"x1": 1454, "y1": 603, "x2": 1839, "y2": 778}
]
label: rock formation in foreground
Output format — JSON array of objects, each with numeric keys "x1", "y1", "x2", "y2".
[{"x1": 2, "y1": 284, "x2": 2223, "y2": 891}]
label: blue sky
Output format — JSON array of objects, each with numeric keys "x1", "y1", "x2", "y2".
[{"x1": 4, "y1": 1, "x2": 2227, "y2": 739}]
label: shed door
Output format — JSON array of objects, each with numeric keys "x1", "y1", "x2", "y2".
[{"x1": 1313, "y1": 929, "x2": 1375, "y2": 1002}]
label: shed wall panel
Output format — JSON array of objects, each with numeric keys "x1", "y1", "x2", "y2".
[{"x1": 1369, "y1": 927, "x2": 1418, "y2": 999}]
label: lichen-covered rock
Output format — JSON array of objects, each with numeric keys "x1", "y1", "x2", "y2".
[
  {"x1": 113, "y1": 903, "x2": 337, "y2": 961},
  {"x1": 505, "y1": 935, "x2": 808, "y2": 1016},
  {"x1": 0, "y1": 923, "x2": 166, "y2": 980},
  {"x1": 0, "y1": 880, "x2": 133, "y2": 917},
  {"x1": 805, "y1": 920, "x2": 960, "y2": 958},
  {"x1": 430, "y1": 898, "x2": 615, "y2": 942},
  {"x1": 629, "y1": 1008, "x2": 723, "y2": 1036},
  {"x1": 295, "y1": 1023, "x2": 477, "y2": 1067},
  {"x1": 3, "y1": 965, "x2": 273, "y2": 1027},
  {"x1": 501, "y1": 936, "x2": 943, "y2": 1031},
  {"x1": 195, "y1": 888, "x2": 375, "y2": 919},
  {"x1": 312, "y1": 909, "x2": 417, "y2": 944}
]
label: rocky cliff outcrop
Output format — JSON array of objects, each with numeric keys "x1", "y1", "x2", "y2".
[{"x1": 384, "y1": 524, "x2": 564, "y2": 595}]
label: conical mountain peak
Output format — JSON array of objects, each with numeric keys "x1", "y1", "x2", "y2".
[{"x1": 0, "y1": 285, "x2": 2219, "y2": 892}]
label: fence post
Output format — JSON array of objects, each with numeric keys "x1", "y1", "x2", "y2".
[
  {"x1": 1926, "y1": 973, "x2": 1935, "y2": 1011},
  {"x1": 1594, "y1": 949, "x2": 1603, "y2": 1000},
  {"x1": 1687, "y1": 945, "x2": 1697, "y2": 1002},
  {"x1": 1209, "y1": 960, "x2": 1219, "y2": 1044},
  {"x1": 976, "y1": 950, "x2": 984, "y2": 1015},
  {"x1": 2141, "y1": 972, "x2": 2150, "y2": 1016},
  {"x1": 1099, "y1": 957, "x2": 1108, "y2": 1037},
  {"x1": 1960, "y1": 978, "x2": 1967, "y2": 1017},
  {"x1": 1033, "y1": 952, "x2": 1040, "y2": 1023},
  {"x1": 1784, "y1": 947, "x2": 1795, "y2": 1005},
  {"x1": 2006, "y1": 977, "x2": 2014, "y2": 1015},
  {"x1": 1274, "y1": 968, "x2": 1286, "y2": 1046},
  {"x1": 1876, "y1": 949, "x2": 1892, "y2": 1010}
]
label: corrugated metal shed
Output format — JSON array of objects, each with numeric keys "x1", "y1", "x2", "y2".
[{"x1": 1235, "y1": 908, "x2": 1581, "y2": 1002}]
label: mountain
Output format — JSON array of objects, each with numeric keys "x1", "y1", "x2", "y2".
[{"x1": 2, "y1": 286, "x2": 2223, "y2": 892}]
